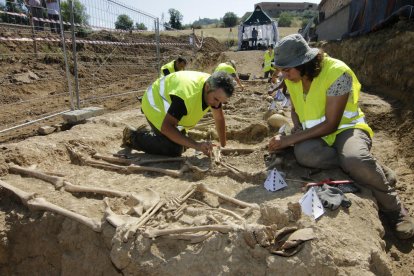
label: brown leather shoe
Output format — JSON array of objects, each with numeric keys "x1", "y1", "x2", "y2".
[
  {"x1": 121, "y1": 126, "x2": 136, "y2": 148},
  {"x1": 395, "y1": 216, "x2": 414, "y2": 240},
  {"x1": 384, "y1": 207, "x2": 414, "y2": 240}
]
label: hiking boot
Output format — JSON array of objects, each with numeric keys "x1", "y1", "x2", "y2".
[
  {"x1": 121, "y1": 126, "x2": 136, "y2": 148},
  {"x1": 395, "y1": 216, "x2": 414, "y2": 239},
  {"x1": 384, "y1": 207, "x2": 414, "y2": 240}
]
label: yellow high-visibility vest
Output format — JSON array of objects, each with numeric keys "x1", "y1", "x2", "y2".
[
  {"x1": 286, "y1": 56, "x2": 373, "y2": 146},
  {"x1": 214, "y1": 63, "x2": 236, "y2": 75},
  {"x1": 263, "y1": 50, "x2": 274, "y2": 72},
  {"x1": 160, "y1": 60, "x2": 175, "y2": 77},
  {"x1": 142, "y1": 71, "x2": 210, "y2": 131}
]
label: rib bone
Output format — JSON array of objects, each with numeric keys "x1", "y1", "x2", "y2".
[{"x1": 122, "y1": 199, "x2": 165, "y2": 242}]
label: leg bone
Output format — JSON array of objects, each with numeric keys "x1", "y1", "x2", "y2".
[
  {"x1": 144, "y1": 224, "x2": 240, "y2": 239},
  {"x1": 0, "y1": 180, "x2": 101, "y2": 232},
  {"x1": 195, "y1": 183, "x2": 259, "y2": 210}
]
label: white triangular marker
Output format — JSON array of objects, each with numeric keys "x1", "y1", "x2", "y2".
[
  {"x1": 299, "y1": 187, "x2": 324, "y2": 220},
  {"x1": 274, "y1": 89, "x2": 286, "y2": 101},
  {"x1": 281, "y1": 97, "x2": 291, "y2": 108},
  {"x1": 269, "y1": 100, "x2": 277, "y2": 110},
  {"x1": 264, "y1": 169, "x2": 287, "y2": 192}
]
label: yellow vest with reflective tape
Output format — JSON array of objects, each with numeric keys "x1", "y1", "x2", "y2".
[
  {"x1": 160, "y1": 60, "x2": 175, "y2": 77},
  {"x1": 142, "y1": 71, "x2": 210, "y2": 131},
  {"x1": 263, "y1": 50, "x2": 274, "y2": 72},
  {"x1": 214, "y1": 63, "x2": 236, "y2": 75},
  {"x1": 286, "y1": 56, "x2": 373, "y2": 146}
]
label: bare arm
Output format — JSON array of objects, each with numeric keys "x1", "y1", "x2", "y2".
[
  {"x1": 235, "y1": 77, "x2": 244, "y2": 91},
  {"x1": 231, "y1": 73, "x2": 244, "y2": 91},
  {"x1": 269, "y1": 93, "x2": 349, "y2": 151},
  {"x1": 160, "y1": 114, "x2": 212, "y2": 155},
  {"x1": 290, "y1": 105, "x2": 302, "y2": 133},
  {"x1": 211, "y1": 107, "x2": 226, "y2": 147}
]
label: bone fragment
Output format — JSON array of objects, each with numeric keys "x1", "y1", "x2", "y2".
[
  {"x1": 0, "y1": 179, "x2": 35, "y2": 204},
  {"x1": 0, "y1": 180, "x2": 101, "y2": 232},
  {"x1": 214, "y1": 207, "x2": 245, "y2": 221},
  {"x1": 144, "y1": 224, "x2": 239, "y2": 238},
  {"x1": 220, "y1": 148, "x2": 256, "y2": 155},
  {"x1": 195, "y1": 183, "x2": 260, "y2": 210},
  {"x1": 163, "y1": 231, "x2": 214, "y2": 243},
  {"x1": 93, "y1": 153, "x2": 185, "y2": 166},
  {"x1": 9, "y1": 164, "x2": 65, "y2": 189},
  {"x1": 103, "y1": 198, "x2": 139, "y2": 228},
  {"x1": 62, "y1": 181, "x2": 128, "y2": 197},
  {"x1": 9, "y1": 164, "x2": 129, "y2": 198},
  {"x1": 207, "y1": 214, "x2": 222, "y2": 224},
  {"x1": 212, "y1": 147, "x2": 221, "y2": 164},
  {"x1": 178, "y1": 184, "x2": 197, "y2": 202},
  {"x1": 122, "y1": 200, "x2": 165, "y2": 241}
]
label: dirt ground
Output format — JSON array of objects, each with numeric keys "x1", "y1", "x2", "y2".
[{"x1": 0, "y1": 22, "x2": 413, "y2": 275}]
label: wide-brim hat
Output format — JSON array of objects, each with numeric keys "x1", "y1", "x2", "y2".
[{"x1": 274, "y1": 34, "x2": 319, "y2": 68}]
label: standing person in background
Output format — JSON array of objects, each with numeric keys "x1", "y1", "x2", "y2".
[
  {"x1": 268, "y1": 34, "x2": 414, "y2": 240},
  {"x1": 160, "y1": 56, "x2": 187, "y2": 77},
  {"x1": 46, "y1": 0, "x2": 60, "y2": 34},
  {"x1": 214, "y1": 60, "x2": 244, "y2": 91},
  {"x1": 263, "y1": 44, "x2": 275, "y2": 79},
  {"x1": 251, "y1": 27, "x2": 258, "y2": 49},
  {"x1": 25, "y1": 0, "x2": 45, "y2": 31}
]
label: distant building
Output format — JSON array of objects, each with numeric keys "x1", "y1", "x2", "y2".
[
  {"x1": 254, "y1": 2, "x2": 318, "y2": 18},
  {"x1": 318, "y1": 0, "x2": 351, "y2": 19},
  {"x1": 315, "y1": 0, "x2": 352, "y2": 41},
  {"x1": 315, "y1": 0, "x2": 412, "y2": 41}
]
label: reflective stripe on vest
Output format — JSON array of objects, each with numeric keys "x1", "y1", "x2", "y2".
[
  {"x1": 302, "y1": 114, "x2": 365, "y2": 130},
  {"x1": 146, "y1": 77, "x2": 168, "y2": 113},
  {"x1": 142, "y1": 71, "x2": 210, "y2": 131},
  {"x1": 286, "y1": 56, "x2": 373, "y2": 146}
]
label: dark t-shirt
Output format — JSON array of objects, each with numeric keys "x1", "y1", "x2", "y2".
[
  {"x1": 167, "y1": 86, "x2": 222, "y2": 121},
  {"x1": 162, "y1": 68, "x2": 171, "y2": 76},
  {"x1": 252, "y1": 30, "x2": 258, "y2": 39}
]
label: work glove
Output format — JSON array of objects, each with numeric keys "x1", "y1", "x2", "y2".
[{"x1": 315, "y1": 184, "x2": 351, "y2": 211}]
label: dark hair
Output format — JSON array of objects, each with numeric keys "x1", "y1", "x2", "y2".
[
  {"x1": 207, "y1": 71, "x2": 235, "y2": 97},
  {"x1": 176, "y1": 56, "x2": 187, "y2": 64},
  {"x1": 294, "y1": 49, "x2": 324, "y2": 80}
]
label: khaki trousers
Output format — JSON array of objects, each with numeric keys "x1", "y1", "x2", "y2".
[{"x1": 294, "y1": 128, "x2": 401, "y2": 212}]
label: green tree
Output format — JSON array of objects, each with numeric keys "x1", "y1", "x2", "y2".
[
  {"x1": 115, "y1": 14, "x2": 133, "y2": 30},
  {"x1": 135, "y1": 22, "x2": 147, "y2": 31},
  {"x1": 1, "y1": 0, "x2": 27, "y2": 24},
  {"x1": 61, "y1": 0, "x2": 90, "y2": 25},
  {"x1": 168, "y1": 8, "x2": 183, "y2": 30},
  {"x1": 222, "y1": 12, "x2": 238, "y2": 27},
  {"x1": 278, "y1": 12, "x2": 293, "y2": 27}
]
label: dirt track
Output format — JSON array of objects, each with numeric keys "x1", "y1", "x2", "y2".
[{"x1": 0, "y1": 25, "x2": 413, "y2": 275}]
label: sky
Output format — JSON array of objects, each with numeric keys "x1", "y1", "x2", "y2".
[{"x1": 121, "y1": 0, "x2": 321, "y2": 24}]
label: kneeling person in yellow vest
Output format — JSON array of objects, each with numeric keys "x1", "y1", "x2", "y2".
[
  {"x1": 268, "y1": 34, "x2": 414, "y2": 240},
  {"x1": 123, "y1": 71, "x2": 234, "y2": 157},
  {"x1": 214, "y1": 60, "x2": 244, "y2": 91},
  {"x1": 160, "y1": 56, "x2": 187, "y2": 77}
]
